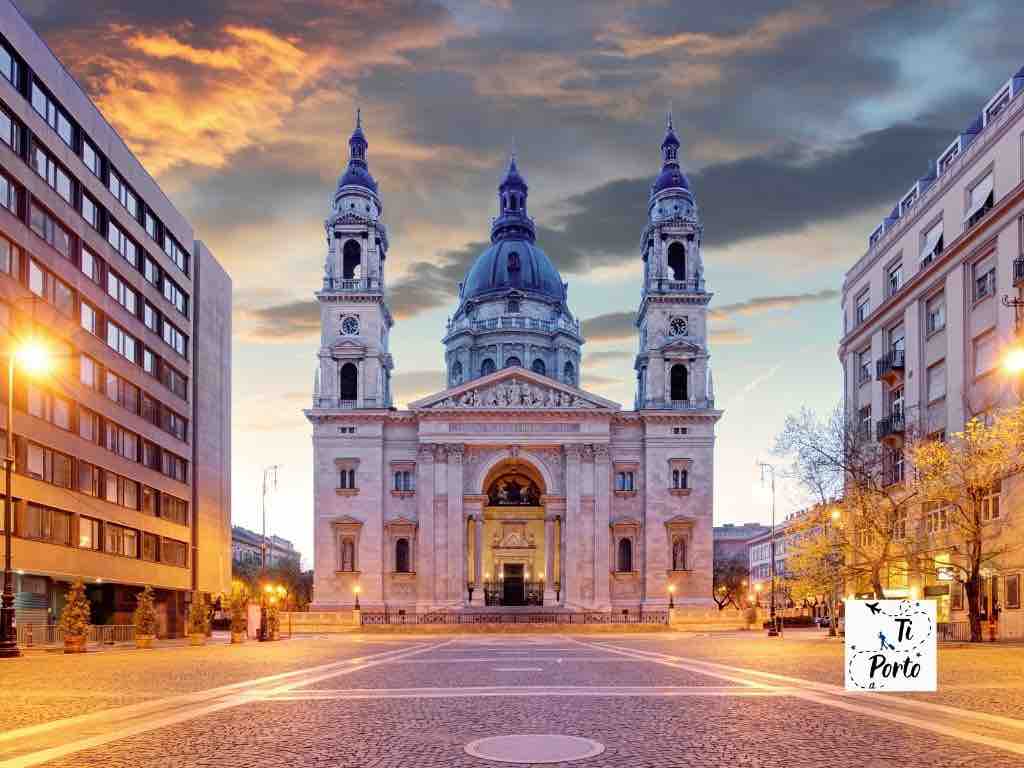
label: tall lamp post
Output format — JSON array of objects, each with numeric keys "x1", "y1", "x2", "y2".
[
  {"x1": 2, "y1": 338, "x2": 52, "y2": 658},
  {"x1": 757, "y1": 461, "x2": 779, "y2": 637},
  {"x1": 828, "y1": 507, "x2": 841, "y2": 638}
]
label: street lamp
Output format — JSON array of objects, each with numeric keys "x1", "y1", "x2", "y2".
[
  {"x1": 757, "y1": 461, "x2": 779, "y2": 637},
  {"x1": 2, "y1": 337, "x2": 53, "y2": 659},
  {"x1": 668, "y1": 584, "x2": 676, "y2": 609},
  {"x1": 828, "y1": 507, "x2": 842, "y2": 637},
  {"x1": 353, "y1": 584, "x2": 361, "y2": 610}
]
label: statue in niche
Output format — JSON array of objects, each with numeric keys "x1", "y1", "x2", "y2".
[{"x1": 487, "y1": 473, "x2": 541, "y2": 506}]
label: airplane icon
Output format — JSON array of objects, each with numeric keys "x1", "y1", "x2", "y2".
[{"x1": 866, "y1": 602, "x2": 882, "y2": 615}]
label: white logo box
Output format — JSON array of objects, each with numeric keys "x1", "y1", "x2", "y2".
[{"x1": 844, "y1": 599, "x2": 937, "y2": 692}]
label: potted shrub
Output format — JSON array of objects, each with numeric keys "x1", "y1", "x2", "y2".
[
  {"x1": 133, "y1": 585, "x2": 158, "y2": 648},
  {"x1": 227, "y1": 581, "x2": 250, "y2": 644},
  {"x1": 187, "y1": 593, "x2": 210, "y2": 646},
  {"x1": 267, "y1": 601, "x2": 281, "y2": 641},
  {"x1": 60, "y1": 578, "x2": 91, "y2": 653}
]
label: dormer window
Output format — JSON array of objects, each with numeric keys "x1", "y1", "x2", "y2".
[
  {"x1": 507, "y1": 299, "x2": 520, "y2": 313},
  {"x1": 938, "y1": 142, "x2": 960, "y2": 175},
  {"x1": 900, "y1": 188, "x2": 918, "y2": 215},
  {"x1": 985, "y1": 87, "x2": 1011, "y2": 125}
]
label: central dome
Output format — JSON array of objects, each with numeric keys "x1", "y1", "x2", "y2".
[{"x1": 462, "y1": 238, "x2": 564, "y2": 302}]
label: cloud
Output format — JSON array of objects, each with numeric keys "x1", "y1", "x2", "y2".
[
  {"x1": 585, "y1": 348, "x2": 634, "y2": 364},
  {"x1": 709, "y1": 289, "x2": 839, "y2": 321},
  {"x1": 392, "y1": 369, "x2": 445, "y2": 405},
  {"x1": 711, "y1": 327, "x2": 754, "y2": 345},
  {"x1": 581, "y1": 312, "x2": 636, "y2": 342},
  {"x1": 241, "y1": 300, "x2": 318, "y2": 343}
]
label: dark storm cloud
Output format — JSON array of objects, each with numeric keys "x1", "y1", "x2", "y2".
[{"x1": 243, "y1": 300, "x2": 318, "y2": 342}]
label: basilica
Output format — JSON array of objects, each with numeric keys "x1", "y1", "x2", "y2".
[{"x1": 306, "y1": 114, "x2": 722, "y2": 612}]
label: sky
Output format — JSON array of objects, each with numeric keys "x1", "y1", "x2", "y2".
[{"x1": 18, "y1": 0, "x2": 1024, "y2": 569}]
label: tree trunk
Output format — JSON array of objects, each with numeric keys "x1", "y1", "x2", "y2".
[
  {"x1": 965, "y1": 575, "x2": 982, "y2": 643},
  {"x1": 872, "y1": 567, "x2": 885, "y2": 599}
]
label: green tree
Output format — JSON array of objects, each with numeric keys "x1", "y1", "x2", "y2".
[
  {"x1": 907, "y1": 407, "x2": 1024, "y2": 642},
  {"x1": 712, "y1": 555, "x2": 749, "y2": 610},
  {"x1": 133, "y1": 585, "x2": 158, "y2": 636},
  {"x1": 59, "y1": 578, "x2": 92, "y2": 637},
  {"x1": 187, "y1": 592, "x2": 211, "y2": 635}
]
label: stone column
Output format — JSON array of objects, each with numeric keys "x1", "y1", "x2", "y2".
[
  {"x1": 464, "y1": 495, "x2": 487, "y2": 607},
  {"x1": 543, "y1": 514, "x2": 557, "y2": 606},
  {"x1": 434, "y1": 445, "x2": 448, "y2": 605},
  {"x1": 416, "y1": 444, "x2": 435, "y2": 607},
  {"x1": 564, "y1": 445, "x2": 582, "y2": 608},
  {"x1": 593, "y1": 444, "x2": 611, "y2": 610},
  {"x1": 446, "y1": 444, "x2": 464, "y2": 607}
]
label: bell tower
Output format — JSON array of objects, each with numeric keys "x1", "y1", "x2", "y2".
[
  {"x1": 634, "y1": 114, "x2": 715, "y2": 410},
  {"x1": 313, "y1": 111, "x2": 394, "y2": 409}
]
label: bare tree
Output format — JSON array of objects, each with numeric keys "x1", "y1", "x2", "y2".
[
  {"x1": 712, "y1": 555, "x2": 749, "y2": 610},
  {"x1": 907, "y1": 407, "x2": 1024, "y2": 642},
  {"x1": 774, "y1": 405, "x2": 918, "y2": 599}
]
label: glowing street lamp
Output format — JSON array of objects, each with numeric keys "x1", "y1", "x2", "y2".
[
  {"x1": 1003, "y1": 346, "x2": 1024, "y2": 375},
  {"x1": 668, "y1": 584, "x2": 676, "y2": 609},
  {"x1": 353, "y1": 584, "x2": 361, "y2": 610},
  {"x1": 2, "y1": 337, "x2": 53, "y2": 659}
]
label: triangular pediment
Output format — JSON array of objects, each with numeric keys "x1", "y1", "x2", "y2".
[
  {"x1": 410, "y1": 367, "x2": 620, "y2": 411},
  {"x1": 330, "y1": 339, "x2": 367, "y2": 358},
  {"x1": 661, "y1": 339, "x2": 704, "y2": 355}
]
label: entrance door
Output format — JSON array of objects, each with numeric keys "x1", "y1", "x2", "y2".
[{"x1": 502, "y1": 564, "x2": 525, "y2": 606}]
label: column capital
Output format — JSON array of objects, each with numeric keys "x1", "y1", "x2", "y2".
[
  {"x1": 564, "y1": 444, "x2": 582, "y2": 460},
  {"x1": 593, "y1": 444, "x2": 611, "y2": 461},
  {"x1": 417, "y1": 443, "x2": 436, "y2": 461},
  {"x1": 581, "y1": 444, "x2": 595, "y2": 460},
  {"x1": 433, "y1": 444, "x2": 448, "y2": 463},
  {"x1": 447, "y1": 443, "x2": 465, "y2": 464}
]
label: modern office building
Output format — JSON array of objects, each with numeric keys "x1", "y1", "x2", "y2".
[
  {"x1": 232, "y1": 526, "x2": 300, "y2": 569},
  {"x1": 0, "y1": 1, "x2": 231, "y2": 637},
  {"x1": 838, "y1": 64, "x2": 1024, "y2": 638}
]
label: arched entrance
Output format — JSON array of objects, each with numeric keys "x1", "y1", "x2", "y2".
[{"x1": 476, "y1": 459, "x2": 548, "y2": 607}]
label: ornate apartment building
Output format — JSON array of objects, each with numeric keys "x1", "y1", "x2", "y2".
[
  {"x1": 306, "y1": 114, "x2": 722, "y2": 612},
  {"x1": 0, "y1": 2, "x2": 231, "y2": 637},
  {"x1": 838, "y1": 64, "x2": 1024, "y2": 638}
]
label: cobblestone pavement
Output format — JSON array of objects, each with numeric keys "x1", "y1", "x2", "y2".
[{"x1": 2, "y1": 631, "x2": 1023, "y2": 768}]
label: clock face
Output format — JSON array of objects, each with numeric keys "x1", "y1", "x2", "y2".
[
  {"x1": 341, "y1": 315, "x2": 360, "y2": 335},
  {"x1": 669, "y1": 316, "x2": 688, "y2": 337}
]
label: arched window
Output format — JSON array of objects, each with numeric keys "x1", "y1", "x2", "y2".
[
  {"x1": 480, "y1": 358, "x2": 496, "y2": 377},
  {"x1": 531, "y1": 358, "x2": 546, "y2": 376},
  {"x1": 340, "y1": 538, "x2": 355, "y2": 572},
  {"x1": 450, "y1": 361, "x2": 463, "y2": 386},
  {"x1": 672, "y1": 537, "x2": 687, "y2": 571},
  {"x1": 507, "y1": 299, "x2": 520, "y2": 313},
  {"x1": 342, "y1": 239, "x2": 362, "y2": 280},
  {"x1": 672, "y1": 469, "x2": 688, "y2": 489},
  {"x1": 563, "y1": 361, "x2": 576, "y2": 386},
  {"x1": 617, "y1": 538, "x2": 633, "y2": 573},
  {"x1": 667, "y1": 242, "x2": 686, "y2": 281},
  {"x1": 339, "y1": 469, "x2": 356, "y2": 489},
  {"x1": 670, "y1": 364, "x2": 688, "y2": 401},
  {"x1": 505, "y1": 356, "x2": 521, "y2": 368},
  {"x1": 395, "y1": 538, "x2": 411, "y2": 573},
  {"x1": 340, "y1": 362, "x2": 358, "y2": 401}
]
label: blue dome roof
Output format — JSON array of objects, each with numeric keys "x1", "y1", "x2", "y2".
[
  {"x1": 338, "y1": 164, "x2": 378, "y2": 193},
  {"x1": 462, "y1": 238, "x2": 564, "y2": 302},
  {"x1": 651, "y1": 166, "x2": 690, "y2": 195}
]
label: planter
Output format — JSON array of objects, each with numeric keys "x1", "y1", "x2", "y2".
[
  {"x1": 135, "y1": 634, "x2": 155, "y2": 649},
  {"x1": 63, "y1": 634, "x2": 87, "y2": 654},
  {"x1": 189, "y1": 633, "x2": 207, "y2": 647},
  {"x1": 230, "y1": 630, "x2": 246, "y2": 644}
]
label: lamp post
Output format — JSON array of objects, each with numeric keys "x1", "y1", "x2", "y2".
[
  {"x1": 828, "y1": 507, "x2": 841, "y2": 638},
  {"x1": 757, "y1": 461, "x2": 779, "y2": 637},
  {"x1": 353, "y1": 584, "x2": 361, "y2": 611},
  {"x1": 2, "y1": 337, "x2": 53, "y2": 659},
  {"x1": 668, "y1": 584, "x2": 676, "y2": 609}
]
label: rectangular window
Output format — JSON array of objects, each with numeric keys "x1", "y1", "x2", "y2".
[
  {"x1": 81, "y1": 246, "x2": 101, "y2": 283},
  {"x1": 29, "y1": 203, "x2": 71, "y2": 258},
  {"x1": 106, "y1": 320, "x2": 137, "y2": 362},
  {"x1": 0, "y1": 45, "x2": 18, "y2": 87},
  {"x1": 927, "y1": 361, "x2": 946, "y2": 402},
  {"x1": 108, "y1": 169, "x2": 138, "y2": 218},
  {"x1": 974, "y1": 332, "x2": 997, "y2": 377},
  {"x1": 965, "y1": 172, "x2": 995, "y2": 228},
  {"x1": 162, "y1": 320, "x2": 187, "y2": 358},
  {"x1": 858, "y1": 348, "x2": 871, "y2": 384},
  {"x1": 920, "y1": 220, "x2": 944, "y2": 267},
  {"x1": 162, "y1": 451, "x2": 188, "y2": 483},
  {"x1": 79, "y1": 354, "x2": 97, "y2": 389},
  {"x1": 0, "y1": 234, "x2": 19, "y2": 277},
  {"x1": 79, "y1": 461, "x2": 99, "y2": 496},
  {"x1": 79, "y1": 517, "x2": 101, "y2": 550},
  {"x1": 142, "y1": 348, "x2": 156, "y2": 376},
  {"x1": 162, "y1": 538, "x2": 187, "y2": 567},
  {"x1": 887, "y1": 261, "x2": 903, "y2": 298},
  {"x1": 52, "y1": 395, "x2": 71, "y2": 430},
  {"x1": 0, "y1": 107, "x2": 18, "y2": 152},
  {"x1": 142, "y1": 486, "x2": 157, "y2": 515},
  {"x1": 161, "y1": 363, "x2": 188, "y2": 400},
  {"x1": 79, "y1": 407, "x2": 97, "y2": 442},
  {"x1": 982, "y1": 481, "x2": 1001, "y2": 522},
  {"x1": 141, "y1": 532, "x2": 159, "y2": 562},
  {"x1": 82, "y1": 138, "x2": 100, "y2": 177},
  {"x1": 143, "y1": 440, "x2": 160, "y2": 469},
  {"x1": 162, "y1": 277, "x2": 188, "y2": 317},
  {"x1": 926, "y1": 293, "x2": 946, "y2": 334},
  {"x1": 107, "y1": 270, "x2": 138, "y2": 315},
  {"x1": 54, "y1": 277, "x2": 73, "y2": 316},
  {"x1": 25, "y1": 443, "x2": 72, "y2": 489},
  {"x1": 106, "y1": 220, "x2": 137, "y2": 267},
  {"x1": 104, "y1": 522, "x2": 138, "y2": 558},
  {"x1": 0, "y1": 172, "x2": 18, "y2": 214},
  {"x1": 143, "y1": 256, "x2": 159, "y2": 286},
  {"x1": 31, "y1": 143, "x2": 72, "y2": 204},
  {"x1": 143, "y1": 302, "x2": 159, "y2": 333},
  {"x1": 144, "y1": 210, "x2": 158, "y2": 240},
  {"x1": 81, "y1": 193, "x2": 99, "y2": 229},
  {"x1": 160, "y1": 495, "x2": 189, "y2": 526},
  {"x1": 23, "y1": 504, "x2": 72, "y2": 545},
  {"x1": 973, "y1": 257, "x2": 996, "y2": 301},
  {"x1": 163, "y1": 233, "x2": 188, "y2": 274},
  {"x1": 28, "y1": 258, "x2": 46, "y2": 298},
  {"x1": 615, "y1": 471, "x2": 636, "y2": 492},
  {"x1": 858, "y1": 404, "x2": 872, "y2": 441},
  {"x1": 166, "y1": 409, "x2": 187, "y2": 441},
  {"x1": 31, "y1": 80, "x2": 73, "y2": 147},
  {"x1": 855, "y1": 292, "x2": 870, "y2": 324},
  {"x1": 1007, "y1": 574, "x2": 1021, "y2": 610}
]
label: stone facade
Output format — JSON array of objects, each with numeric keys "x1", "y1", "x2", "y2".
[{"x1": 308, "y1": 115, "x2": 721, "y2": 612}]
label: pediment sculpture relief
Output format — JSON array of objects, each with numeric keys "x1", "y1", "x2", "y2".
[{"x1": 434, "y1": 378, "x2": 597, "y2": 409}]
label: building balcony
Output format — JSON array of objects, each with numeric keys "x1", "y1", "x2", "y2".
[
  {"x1": 641, "y1": 397, "x2": 715, "y2": 411},
  {"x1": 323, "y1": 277, "x2": 382, "y2": 292},
  {"x1": 445, "y1": 314, "x2": 582, "y2": 337},
  {"x1": 875, "y1": 350, "x2": 905, "y2": 386},
  {"x1": 1014, "y1": 257, "x2": 1024, "y2": 286},
  {"x1": 876, "y1": 411, "x2": 906, "y2": 447},
  {"x1": 649, "y1": 278, "x2": 706, "y2": 294}
]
